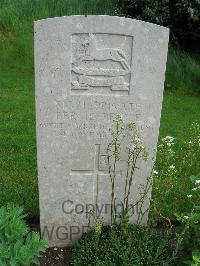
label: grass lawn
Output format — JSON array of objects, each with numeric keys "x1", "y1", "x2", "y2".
[
  {"x1": 0, "y1": 71, "x2": 38, "y2": 216},
  {"x1": 160, "y1": 92, "x2": 200, "y2": 141},
  {"x1": 0, "y1": 70, "x2": 199, "y2": 217}
]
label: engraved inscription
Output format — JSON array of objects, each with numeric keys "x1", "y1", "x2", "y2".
[
  {"x1": 39, "y1": 99, "x2": 157, "y2": 140},
  {"x1": 71, "y1": 33, "x2": 133, "y2": 95}
]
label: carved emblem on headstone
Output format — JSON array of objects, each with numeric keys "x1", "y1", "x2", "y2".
[{"x1": 71, "y1": 33, "x2": 133, "y2": 95}]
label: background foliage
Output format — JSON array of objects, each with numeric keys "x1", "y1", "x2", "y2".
[{"x1": 117, "y1": 0, "x2": 200, "y2": 52}]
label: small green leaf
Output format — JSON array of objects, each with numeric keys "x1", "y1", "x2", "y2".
[{"x1": 192, "y1": 251, "x2": 200, "y2": 263}]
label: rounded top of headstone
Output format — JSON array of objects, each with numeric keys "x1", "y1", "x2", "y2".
[{"x1": 34, "y1": 15, "x2": 169, "y2": 33}]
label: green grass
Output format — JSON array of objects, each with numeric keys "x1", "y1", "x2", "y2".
[
  {"x1": 154, "y1": 93, "x2": 200, "y2": 218},
  {"x1": 159, "y1": 92, "x2": 200, "y2": 140},
  {"x1": 165, "y1": 48, "x2": 200, "y2": 95},
  {"x1": 0, "y1": 71, "x2": 38, "y2": 216},
  {"x1": 0, "y1": 0, "x2": 118, "y2": 69}
]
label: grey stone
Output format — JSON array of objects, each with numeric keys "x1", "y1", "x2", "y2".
[{"x1": 34, "y1": 15, "x2": 169, "y2": 247}]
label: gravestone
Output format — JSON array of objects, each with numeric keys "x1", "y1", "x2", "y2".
[{"x1": 34, "y1": 15, "x2": 169, "y2": 247}]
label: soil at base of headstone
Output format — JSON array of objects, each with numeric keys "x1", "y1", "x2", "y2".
[
  {"x1": 40, "y1": 247, "x2": 73, "y2": 266},
  {"x1": 27, "y1": 217, "x2": 74, "y2": 265}
]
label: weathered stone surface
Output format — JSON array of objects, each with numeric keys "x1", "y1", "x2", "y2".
[{"x1": 34, "y1": 15, "x2": 169, "y2": 247}]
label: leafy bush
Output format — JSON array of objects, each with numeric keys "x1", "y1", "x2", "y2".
[
  {"x1": 118, "y1": 0, "x2": 200, "y2": 51},
  {"x1": 0, "y1": 204, "x2": 48, "y2": 265},
  {"x1": 72, "y1": 223, "x2": 174, "y2": 266},
  {"x1": 185, "y1": 251, "x2": 200, "y2": 265}
]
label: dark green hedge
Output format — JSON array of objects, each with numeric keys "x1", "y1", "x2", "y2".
[
  {"x1": 72, "y1": 224, "x2": 175, "y2": 265},
  {"x1": 117, "y1": 0, "x2": 200, "y2": 52}
]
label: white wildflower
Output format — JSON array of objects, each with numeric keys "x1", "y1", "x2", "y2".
[
  {"x1": 195, "y1": 180, "x2": 200, "y2": 184},
  {"x1": 114, "y1": 114, "x2": 122, "y2": 123},
  {"x1": 187, "y1": 194, "x2": 192, "y2": 198},
  {"x1": 169, "y1": 165, "x2": 175, "y2": 170},
  {"x1": 153, "y1": 170, "x2": 158, "y2": 175},
  {"x1": 162, "y1": 136, "x2": 175, "y2": 143},
  {"x1": 128, "y1": 121, "x2": 135, "y2": 126},
  {"x1": 192, "y1": 186, "x2": 200, "y2": 191},
  {"x1": 184, "y1": 216, "x2": 189, "y2": 219},
  {"x1": 135, "y1": 137, "x2": 142, "y2": 143},
  {"x1": 158, "y1": 144, "x2": 164, "y2": 148}
]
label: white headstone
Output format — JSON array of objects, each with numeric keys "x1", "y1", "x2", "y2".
[{"x1": 34, "y1": 15, "x2": 169, "y2": 247}]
